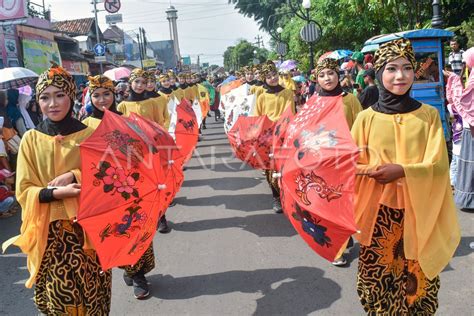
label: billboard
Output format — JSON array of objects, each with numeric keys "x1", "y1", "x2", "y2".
[
  {"x1": 0, "y1": 0, "x2": 28, "y2": 23},
  {"x1": 22, "y1": 39, "x2": 62, "y2": 74}
]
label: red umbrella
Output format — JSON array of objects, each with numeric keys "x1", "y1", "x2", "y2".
[
  {"x1": 78, "y1": 110, "x2": 173, "y2": 270},
  {"x1": 271, "y1": 104, "x2": 295, "y2": 172},
  {"x1": 127, "y1": 112, "x2": 184, "y2": 210},
  {"x1": 227, "y1": 115, "x2": 274, "y2": 170},
  {"x1": 279, "y1": 95, "x2": 359, "y2": 261},
  {"x1": 171, "y1": 99, "x2": 199, "y2": 164}
]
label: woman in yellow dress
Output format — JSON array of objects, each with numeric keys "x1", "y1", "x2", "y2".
[
  {"x1": 352, "y1": 39, "x2": 460, "y2": 314},
  {"x1": 255, "y1": 61, "x2": 295, "y2": 213},
  {"x1": 144, "y1": 71, "x2": 170, "y2": 129},
  {"x1": 2, "y1": 64, "x2": 111, "y2": 315},
  {"x1": 315, "y1": 58, "x2": 363, "y2": 129},
  {"x1": 117, "y1": 69, "x2": 158, "y2": 123},
  {"x1": 175, "y1": 72, "x2": 187, "y2": 102},
  {"x1": 184, "y1": 73, "x2": 198, "y2": 103},
  {"x1": 82, "y1": 75, "x2": 120, "y2": 129}
]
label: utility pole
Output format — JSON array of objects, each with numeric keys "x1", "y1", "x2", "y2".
[
  {"x1": 92, "y1": 0, "x2": 103, "y2": 73},
  {"x1": 197, "y1": 55, "x2": 200, "y2": 72},
  {"x1": 136, "y1": 32, "x2": 143, "y2": 68}
]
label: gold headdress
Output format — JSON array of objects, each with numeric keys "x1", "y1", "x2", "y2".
[
  {"x1": 36, "y1": 62, "x2": 76, "y2": 101},
  {"x1": 315, "y1": 58, "x2": 339, "y2": 76},
  {"x1": 129, "y1": 68, "x2": 146, "y2": 82},
  {"x1": 88, "y1": 75, "x2": 115, "y2": 94},
  {"x1": 373, "y1": 38, "x2": 416, "y2": 71}
]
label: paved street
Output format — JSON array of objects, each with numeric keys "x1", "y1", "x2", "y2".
[{"x1": 1, "y1": 118, "x2": 473, "y2": 315}]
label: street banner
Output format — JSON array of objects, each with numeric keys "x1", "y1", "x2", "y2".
[{"x1": 22, "y1": 39, "x2": 61, "y2": 74}]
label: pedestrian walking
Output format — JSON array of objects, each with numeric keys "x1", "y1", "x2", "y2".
[
  {"x1": 351, "y1": 39, "x2": 460, "y2": 315},
  {"x1": 2, "y1": 63, "x2": 112, "y2": 315}
]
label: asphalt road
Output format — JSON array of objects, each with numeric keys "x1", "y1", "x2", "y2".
[{"x1": 1, "y1": 118, "x2": 473, "y2": 315}]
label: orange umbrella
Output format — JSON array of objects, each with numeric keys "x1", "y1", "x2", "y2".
[
  {"x1": 78, "y1": 110, "x2": 176, "y2": 270},
  {"x1": 280, "y1": 95, "x2": 359, "y2": 261},
  {"x1": 227, "y1": 115, "x2": 275, "y2": 170}
]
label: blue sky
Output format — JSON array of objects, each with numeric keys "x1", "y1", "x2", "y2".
[{"x1": 47, "y1": 0, "x2": 271, "y2": 65}]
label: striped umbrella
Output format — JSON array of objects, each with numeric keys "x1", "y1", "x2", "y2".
[{"x1": 0, "y1": 67, "x2": 39, "y2": 89}]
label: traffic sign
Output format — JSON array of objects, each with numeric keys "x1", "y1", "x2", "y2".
[
  {"x1": 93, "y1": 43, "x2": 106, "y2": 56},
  {"x1": 276, "y1": 42, "x2": 288, "y2": 56},
  {"x1": 95, "y1": 56, "x2": 106, "y2": 63},
  {"x1": 104, "y1": 0, "x2": 121, "y2": 14},
  {"x1": 106, "y1": 14, "x2": 122, "y2": 25},
  {"x1": 300, "y1": 22, "x2": 321, "y2": 43}
]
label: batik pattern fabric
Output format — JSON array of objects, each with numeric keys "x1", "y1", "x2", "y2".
[
  {"x1": 120, "y1": 243, "x2": 155, "y2": 276},
  {"x1": 373, "y1": 38, "x2": 416, "y2": 71},
  {"x1": 315, "y1": 58, "x2": 339, "y2": 76},
  {"x1": 34, "y1": 220, "x2": 112, "y2": 316},
  {"x1": 88, "y1": 75, "x2": 115, "y2": 94},
  {"x1": 36, "y1": 62, "x2": 76, "y2": 101},
  {"x1": 357, "y1": 205, "x2": 440, "y2": 315},
  {"x1": 265, "y1": 169, "x2": 280, "y2": 197}
]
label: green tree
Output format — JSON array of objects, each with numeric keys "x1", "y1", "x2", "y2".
[
  {"x1": 229, "y1": 0, "x2": 473, "y2": 72},
  {"x1": 223, "y1": 40, "x2": 269, "y2": 71}
]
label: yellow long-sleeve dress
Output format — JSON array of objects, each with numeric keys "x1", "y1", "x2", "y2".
[
  {"x1": 171, "y1": 86, "x2": 185, "y2": 102},
  {"x1": 149, "y1": 95, "x2": 170, "y2": 129},
  {"x1": 184, "y1": 84, "x2": 199, "y2": 102},
  {"x1": 351, "y1": 104, "x2": 460, "y2": 315},
  {"x1": 2, "y1": 128, "x2": 112, "y2": 315},
  {"x1": 254, "y1": 87, "x2": 295, "y2": 122},
  {"x1": 117, "y1": 98, "x2": 157, "y2": 122},
  {"x1": 341, "y1": 92, "x2": 363, "y2": 129}
]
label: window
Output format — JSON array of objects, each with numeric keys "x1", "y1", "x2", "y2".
[{"x1": 414, "y1": 52, "x2": 440, "y2": 84}]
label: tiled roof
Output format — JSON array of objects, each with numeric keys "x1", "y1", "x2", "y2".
[
  {"x1": 103, "y1": 25, "x2": 124, "y2": 41},
  {"x1": 52, "y1": 18, "x2": 96, "y2": 36}
]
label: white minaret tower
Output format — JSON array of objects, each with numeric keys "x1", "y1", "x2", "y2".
[{"x1": 166, "y1": 5, "x2": 181, "y2": 64}]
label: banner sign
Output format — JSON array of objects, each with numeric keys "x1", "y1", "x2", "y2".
[{"x1": 22, "y1": 39, "x2": 62, "y2": 74}]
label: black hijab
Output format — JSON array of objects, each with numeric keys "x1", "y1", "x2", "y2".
[
  {"x1": 36, "y1": 98, "x2": 87, "y2": 136},
  {"x1": 144, "y1": 90, "x2": 159, "y2": 99},
  {"x1": 170, "y1": 84, "x2": 178, "y2": 91},
  {"x1": 264, "y1": 84, "x2": 285, "y2": 94},
  {"x1": 371, "y1": 65, "x2": 421, "y2": 114},
  {"x1": 318, "y1": 82, "x2": 344, "y2": 97},
  {"x1": 159, "y1": 86, "x2": 173, "y2": 95},
  {"x1": 128, "y1": 89, "x2": 146, "y2": 101},
  {"x1": 179, "y1": 83, "x2": 188, "y2": 89},
  {"x1": 91, "y1": 96, "x2": 121, "y2": 120}
]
